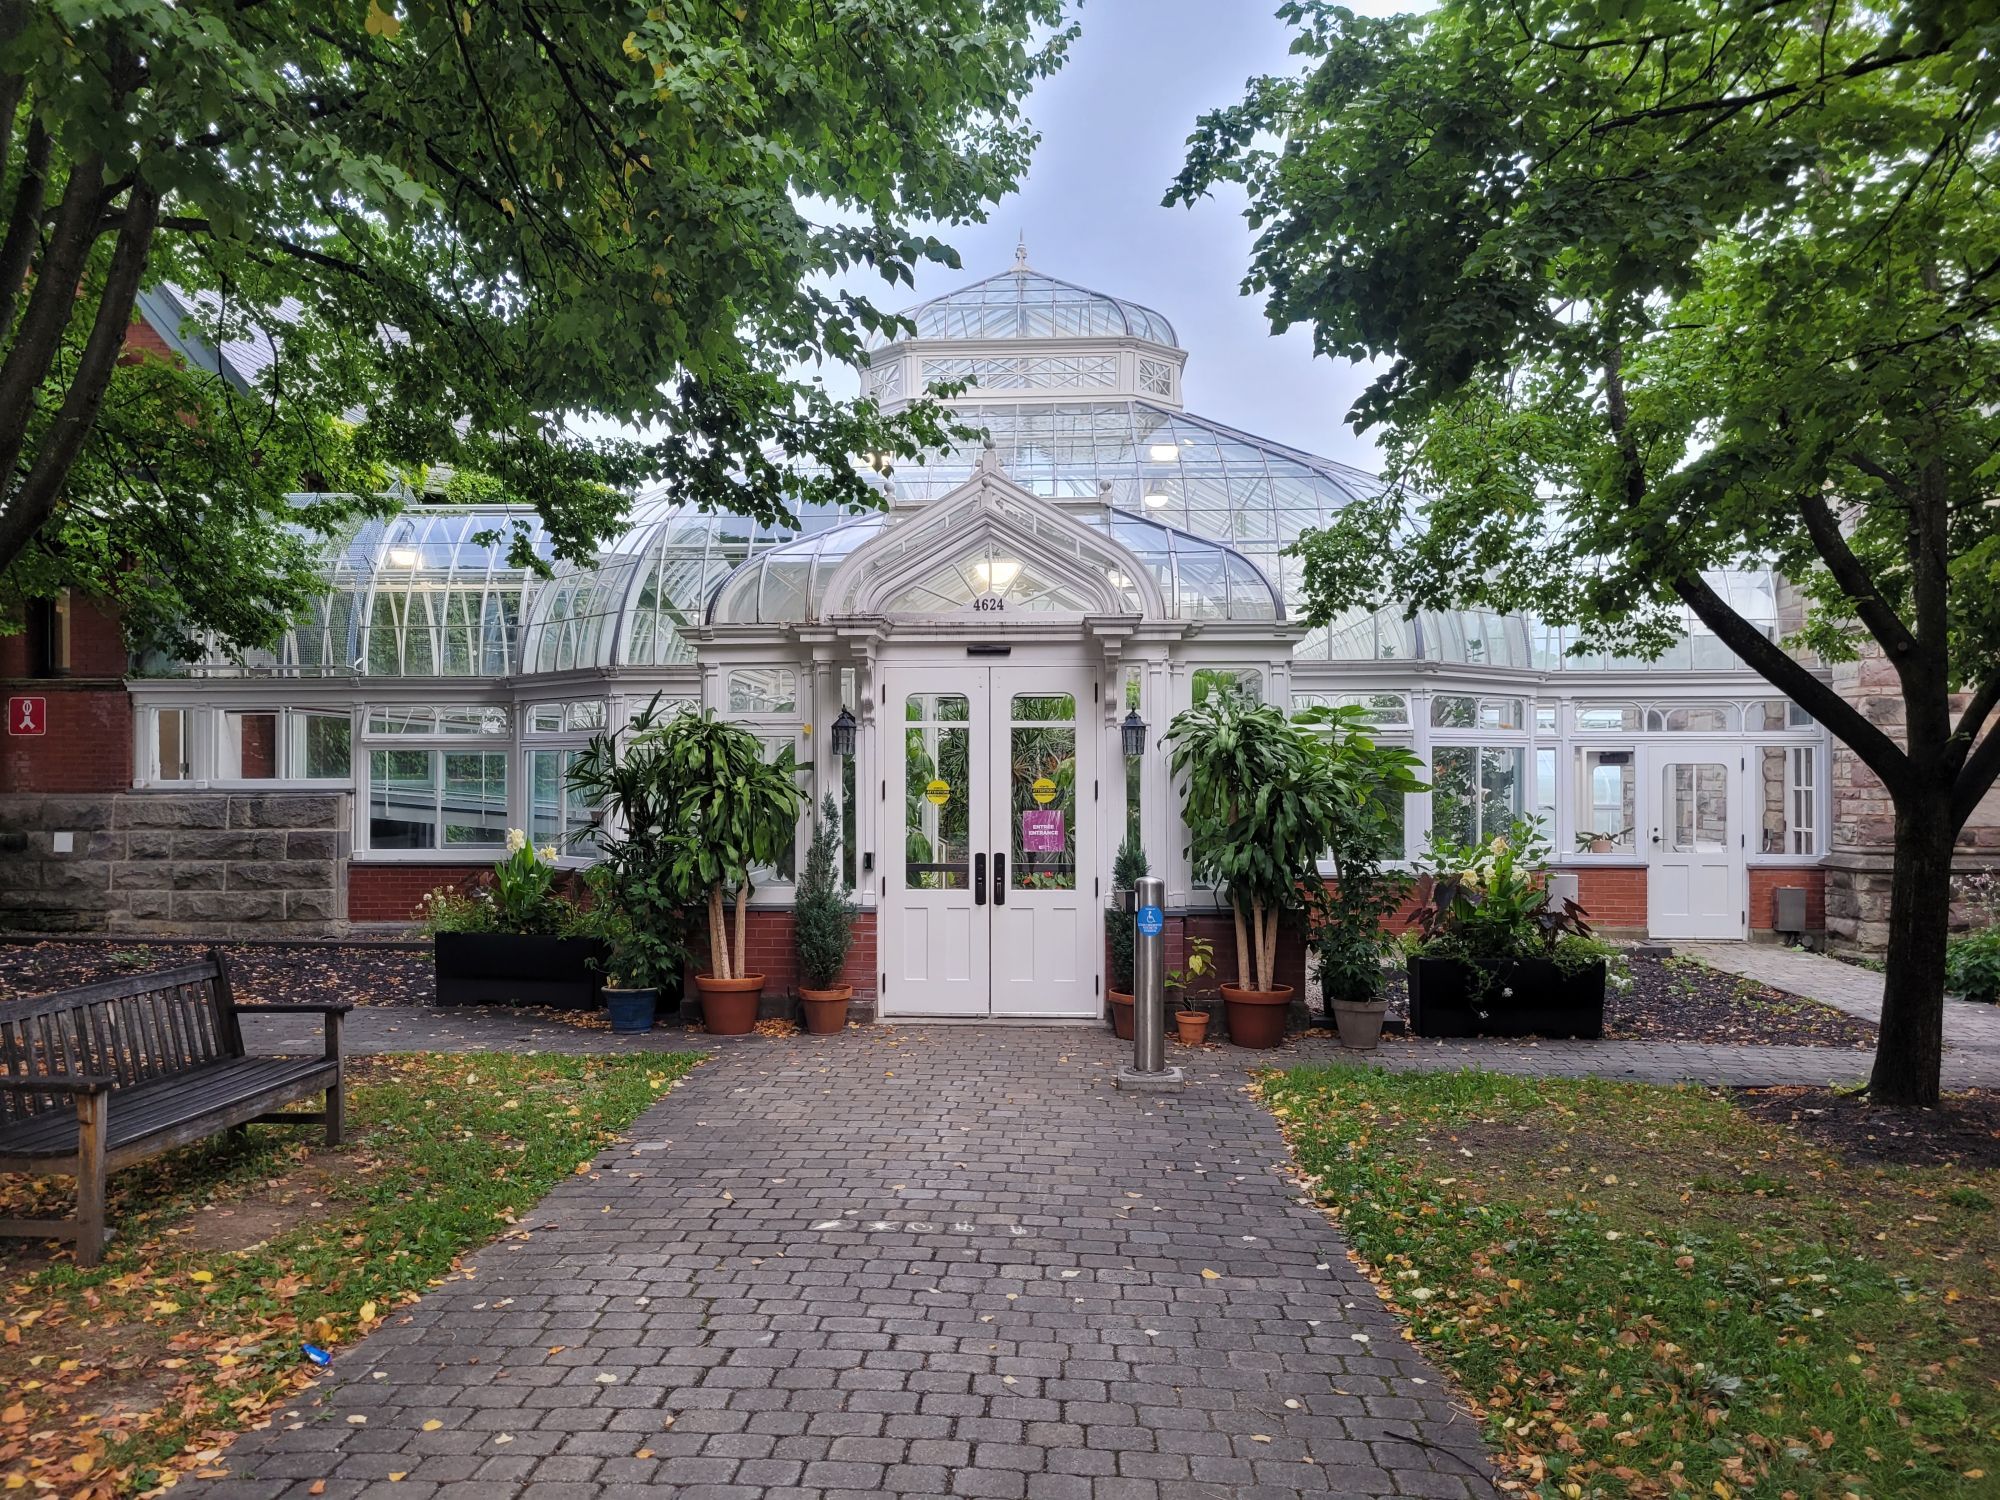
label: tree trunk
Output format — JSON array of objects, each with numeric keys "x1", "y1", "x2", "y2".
[
  {"x1": 707, "y1": 885, "x2": 729, "y2": 980},
  {"x1": 1250, "y1": 896, "x2": 1268, "y2": 991},
  {"x1": 1231, "y1": 898, "x2": 1251, "y2": 989},
  {"x1": 1869, "y1": 789, "x2": 1956, "y2": 1106},
  {"x1": 732, "y1": 881, "x2": 749, "y2": 980},
  {"x1": 1260, "y1": 906, "x2": 1280, "y2": 994}
]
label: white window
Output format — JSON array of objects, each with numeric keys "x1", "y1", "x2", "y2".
[
  {"x1": 1574, "y1": 749, "x2": 1636, "y2": 852},
  {"x1": 1431, "y1": 746, "x2": 1525, "y2": 848},
  {"x1": 216, "y1": 708, "x2": 352, "y2": 781},
  {"x1": 1193, "y1": 667, "x2": 1262, "y2": 707},
  {"x1": 1758, "y1": 745, "x2": 1819, "y2": 854},
  {"x1": 729, "y1": 668, "x2": 797, "y2": 716},
  {"x1": 528, "y1": 749, "x2": 597, "y2": 855},
  {"x1": 1789, "y1": 748, "x2": 1817, "y2": 855},
  {"x1": 527, "y1": 700, "x2": 606, "y2": 734},
  {"x1": 1648, "y1": 703, "x2": 1739, "y2": 733},
  {"x1": 153, "y1": 709, "x2": 192, "y2": 782},
  {"x1": 1139, "y1": 357, "x2": 1174, "y2": 396},
  {"x1": 1575, "y1": 702, "x2": 1642, "y2": 732},
  {"x1": 368, "y1": 749, "x2": 508, "y2": 851}
]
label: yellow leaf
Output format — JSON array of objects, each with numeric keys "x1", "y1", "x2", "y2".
[
  {"x1": 71, "y1": 1456, "x2": 92, "y2": 1475},
  {"x1": 389, "y1": 1475, "x2": 407, "y2": 1483},
  {"x1": 1200, "y1": 1269, "x2": 1221, "y2": 1280},
  {"x1": 191, "y1": 1270, "x2": 215, "y2": 1284},
  {"x1": 1714, "y1": 1483, "x2": 1733, "y2": 1499},
  {"x1": 1, "y1": 1403, "x2": 22, "y2": 1423},
  {"x1": 359, "y1": 1301, "x2": 378, "y2": 1323},
  {"x1": 500, "y1": 197, "x2": 516, "y2": 218},
  {"x1": 365, "y1": 1, "x2": 402, "y2": 39},
  {"x1": 423, "y1": 1419, "x2": 443, "y2": 1432},
  {"x1": 151, "y1": 1299, "x2": 181, "y2": 1315}
]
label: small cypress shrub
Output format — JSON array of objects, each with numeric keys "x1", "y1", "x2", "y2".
[
  {"x1": 1107, "y1": 833, "x2": 1149, "y2": 993},
  {"x1": 795, "y1": 793, "x2": 853, "y2": 990}
]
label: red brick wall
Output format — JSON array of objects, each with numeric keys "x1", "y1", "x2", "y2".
[
  {"x1": 238, "y1": 712, "x2": 278, "y2": 779},
  {"x1": 0, "y1": 681, "x2": 132, "y2": 793},
  {"x1": 1749, "y1": 865, "x2": 1825, "y2": 931},
  {"x1": 349, "y1": 863, "x2": 491, "y2": 921},
  {"x1": 726, "y1": 907, "x2": 878, "y2": 998},
  {"x1": 1569, "y1": 865, "x2": 1648, "y2": 929}
]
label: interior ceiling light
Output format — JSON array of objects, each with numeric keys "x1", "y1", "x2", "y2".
[
  {"x1": 387, "y1": 547, "x2": 420, "y2": 567},
  {"x1": 1147, "y1": 442, "x2": 1179, "y2": 462},
  {"x1": 972, "y1": 558, "x2": 1021, "y2": 591},
  {"x1": 1142, "y1": 490, "x2": 1170, "y2": 508}
]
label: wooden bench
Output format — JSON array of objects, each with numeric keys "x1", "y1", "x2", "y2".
[{"x1": 0, "y1": 949, "x2": 348, "y2": 1266}]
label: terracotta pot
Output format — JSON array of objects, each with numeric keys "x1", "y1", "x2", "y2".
[
  {"x1": 1108, "y1": 990, "x2": 1134, "y2": 1041},
  {"x1": 1220, "y1": 982, "x2": 1293, "y2": 1049},
  {"x1": 1331, "y1": 997, "x2": 1387, "y2": 1051},
  {"x1": 694, "y1": 972, "x2": 764, "y2": 1035},
  {"x1": 1174, "y1": 1010, "x2": 1209, "y2": 1046},
  {"x1": 798, "y1": 984, "x2": 852, "y2": 1035}
]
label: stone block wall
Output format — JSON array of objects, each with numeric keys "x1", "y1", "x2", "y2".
[
  {"x1": 1825, "y1": 649, "x2": 2000, "y2": 951},
  {"x1": 0, "y1": 791, "x2": 350, "y2": 937}
]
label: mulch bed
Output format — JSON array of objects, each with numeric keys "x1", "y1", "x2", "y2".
[
  {"x1": 1734, "y1": 1085, "x2": 2000, "y2": 1167},
  {"x1": 1381, "y1": 951, "x2": 1879, "y2": 1048},
  {"x1": 0, "y1": 939, "x2": 436, "y2": 1007}
]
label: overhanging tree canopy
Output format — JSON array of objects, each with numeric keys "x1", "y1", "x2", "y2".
[
  {"x1": 0, "y1": 0, "x2": 1072, "y2": 654},
  {"x1": 1170, "y1": 0, "x2": 2000, "y2": 1104}
]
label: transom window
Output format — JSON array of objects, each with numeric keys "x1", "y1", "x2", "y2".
[
  {"x1": 527, "y1": 700, "x2": 606, "y2": 734},
  {"x1": 729, "y1": 668, "x2": 798, "y2": 716},
  {"x1": 921, "y1": 355, "x2": 1119, "y2": 390}
]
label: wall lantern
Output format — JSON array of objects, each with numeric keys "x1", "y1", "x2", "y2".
[
  {"x1": 1121, "y1": 708, "x2": 1147, "y2": 759},
  {"x1": 830, "y1": 706, "x2": 857, "y2": 759}
]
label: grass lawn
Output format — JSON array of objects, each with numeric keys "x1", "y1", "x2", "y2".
[
  {"x1": 0, "y1": 1051, "x2": 701, "y2": 1496},
  {"x1": 1262, "y1": 1066, "x2": 1999, "y2": 1500}
]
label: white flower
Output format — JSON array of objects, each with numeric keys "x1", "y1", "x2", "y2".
[
  {"x1": 505, "y1": 828, "x2": 527, "y2": 854},
  {"x1": 537, "y1": 844, "x2": 558, "y2": 862}
]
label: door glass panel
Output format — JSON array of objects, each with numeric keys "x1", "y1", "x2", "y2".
[
  {"x1": 156, "y1": 709, "x2": 190, "y2": 781},
  {"x1": 906, "y1": 694, "x2": 970, "y2": 889},
  {"x1": 1667, "y1": 763, "x2": 1728, "y2": 852},
  {"x1": 1010, "y1": 693, "x2": 1076, "y2": 890}
]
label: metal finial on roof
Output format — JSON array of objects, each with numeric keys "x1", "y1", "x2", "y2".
[{"x1": 1014, "y1": 233, "x2": 1030, "y2": 271}]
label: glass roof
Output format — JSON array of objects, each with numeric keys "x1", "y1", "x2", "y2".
[
  {"x1": 877, "y1": 267, "x2": 1178, "y2": 348},
  {"x1": 706, "y1": 500, "x2": 1282, "y2": 625}
]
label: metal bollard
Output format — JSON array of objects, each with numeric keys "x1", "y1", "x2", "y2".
[{"x1": 1116, "y1": 875, "x2": 1184, "y2": 1090}]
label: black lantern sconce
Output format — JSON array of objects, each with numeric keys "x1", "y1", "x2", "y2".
[
  {"x1": 1120, "y1": 707, "x2": 1147, "y2": 759},
  {"x1": 830, "y1": 706, "x2": 858, "y2": 758}
]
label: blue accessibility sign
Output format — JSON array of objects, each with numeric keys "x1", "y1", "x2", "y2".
[{"x1": 1135, "y1": 904, "x2": 1165, "y2": 936}]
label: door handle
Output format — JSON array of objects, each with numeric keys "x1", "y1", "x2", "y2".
[
  {"x1": 974, "y1": 852, "x2": 986, "y2": 905},
  {"x1": 994, "y1": 853, "x2": 1006, "y2": 903}
]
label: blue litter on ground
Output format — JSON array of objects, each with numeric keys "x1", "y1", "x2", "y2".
[{"x1": 301, "y1": 1344, "x2": 331, "y2": 1367}]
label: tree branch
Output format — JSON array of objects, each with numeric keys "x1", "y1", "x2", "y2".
[
  {"x1": 1954, "y1": 685, "x2": 2000, "y2": 835},
  {"x1": 1795, "y1": 486, "x2": 1919, "y2": 661},
  {"x1": 1671, "y1": 570, "x2": 1910, "y2": 791},
  {"x1": 0, "y1": 175, "x2": 159, "y2": 571},
  {"x1": 0, "y1": 116, "x2": 50, "y2": 337}
]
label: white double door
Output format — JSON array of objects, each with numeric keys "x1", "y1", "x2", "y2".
[
  {"x1": 1644, "y1": 743, "x2": 1745, "y2": 940},
  {"x1": 881, "y1": 662, "x2": 1100, "y2": 1019}
]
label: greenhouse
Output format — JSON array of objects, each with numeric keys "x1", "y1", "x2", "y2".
[{"x1": 121, "y1": 254, "x2": 1831, "y2": 1009}]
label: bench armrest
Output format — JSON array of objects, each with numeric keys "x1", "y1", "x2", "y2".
[
  {"x1": 234, "y1": 1002, "x2": 357, "y2": 1015},
  {"x1": 0, "y1": 1074, "x2": 115, "y2": 1095}
]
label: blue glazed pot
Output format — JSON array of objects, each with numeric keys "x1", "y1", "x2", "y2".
[{"x1": 605, "y1": 987, "x2": 658, "y2": 1033}]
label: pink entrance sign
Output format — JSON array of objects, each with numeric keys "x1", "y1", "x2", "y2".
[{"x1": 1020, "y1": 809, "x2": 1065, "y2": 853}]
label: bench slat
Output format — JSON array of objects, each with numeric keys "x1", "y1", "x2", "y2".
[
  {"x1": 0, "y1": 1058, "x2": 335, "y2": 1158},
  {"x1": 0, "y1": 961, "x2": 226, "y2": 1020}
]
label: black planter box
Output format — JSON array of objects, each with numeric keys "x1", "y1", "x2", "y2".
[
  {"x1": 1407, "y1": 956, "x2": 1605, "y2": 1039},
  {"x1": 433, "y1": 933, "x2": 609, "y2": 1009}
]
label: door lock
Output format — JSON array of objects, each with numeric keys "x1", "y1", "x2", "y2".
[
  {"x1": 993, "y1": 853, "x2": 1006, "y2": 903},
  {"x1": 974, "y1": 852, "x2": 986, "y2": 905}
]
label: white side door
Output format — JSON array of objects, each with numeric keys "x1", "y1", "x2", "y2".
[
  {"x1": 988, "y1": 666, "x2": 1100, "y2": 1019},
  {"x1": 1645, "y1": 746, "x2": 1744, "y2": 939},
  {"x1": 882, "y1": 669, "x2": 991, "y2": 1016}
]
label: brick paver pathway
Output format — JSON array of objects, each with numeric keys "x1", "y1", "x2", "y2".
[
  {"x1": 1679, "y1": 941, "x2": 2000, "y2": 1062},
  {"x1": 190, "y1": 1026, "x2": 1499, "y2": 1500}
]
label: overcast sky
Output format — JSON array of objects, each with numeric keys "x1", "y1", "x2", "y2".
[{"x1": 829, "y1": 0, "x2": 1407, "y2": 474}]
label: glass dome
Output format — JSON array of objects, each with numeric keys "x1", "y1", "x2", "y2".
[
  {"x1": 707, "y1": 501, "x2": 1282, "y2": 625},
  {"x1": 878, "y1": 267, "x2": 1178, "y2": 348}
]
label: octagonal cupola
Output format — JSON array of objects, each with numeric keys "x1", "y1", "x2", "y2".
[{"x1": 863, "y1": 239, "x2": 1188, "y2": 409}]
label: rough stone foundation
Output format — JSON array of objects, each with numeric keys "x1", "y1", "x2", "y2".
[{"x1": 0, "y1": 791, "x2": 350, "y2": 938}]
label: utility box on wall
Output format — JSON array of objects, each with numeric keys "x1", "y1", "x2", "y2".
[{"x1": 1774, "y1": 885, "x2": 1809, "y2": 939}]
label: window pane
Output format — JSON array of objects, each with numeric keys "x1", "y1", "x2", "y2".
[
  {"x1": 1535, "y1": 746, "x2": 1557, "y2": 840},
  {"x1": 1011, "y1": 693, "x2": 1076, "y2": 722},
  {"x1": 1667, "y1": 763, "x2": 1729, "y2": 852},
  {"x1": 1011, "y1": 714, "x2": 1076, "y2": 890},
  {"x1": 368, "y1": 707, "x2": 433, "y2": 735},
  {"x1": 1431, "y1": 747, "x2": 1477, "y2": 847},
  {"x1": 1480, "y1": 747, "x2": 1523, "y2": 840},
  {"x1": 1575, "y1": 703, "x2": 1642, "y2": 732},
  {"x1": 730, "y1": 668, "x2": 797, "y2": 715},
  {"x1": 1431, "y1": 695, "x2": 1476, "y2": 729},
  {"x1": 1574, "y1": 749, "x2": 1636, "y2": 852},
  {"x1": 1192, "y1": 667, "x2": 1261, "y2": 706},
  {"x1": 156, "y1": 710, "x2": 191, "y2": 782},
  {"x1": 291, "y1": 711, "x2": 351, "y2": 779},
  {"x1": 370, "y1": 749, "x2": 437, "y2": 849},
  {"x1": 439, "y1": 706, "x2": 509, "y2": 736},
  {"x1": 442, "y1": 752, "x2": 508, "y2": 846},
  {"x1": 219, "y1": 711, "x2": 280, "y2": 779},
  {"x1": 905, "y1": 700, "x2": 969, "y2": 891}
]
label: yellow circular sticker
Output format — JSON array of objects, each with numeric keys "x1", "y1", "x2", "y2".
[
  {"x1": 924, "y1": 778, "x2": 950, "y2": 807},
  {"x1": 1030, "y1": 776, "x2": 1057, "y2": 806}
]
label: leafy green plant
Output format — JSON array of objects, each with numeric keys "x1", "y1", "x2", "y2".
[
  {"x1": 654, "y1": 710, "x2": 806, "y2": 981},
  {"x1": 416, "y1": 884, "x2": 494, "y2": 936},
  {"x1": 1106, "y1": 833, "x2": 1149, "y2": 994},
  {"x1": 415, "y1": 831, "x2": 577, "y2": 937},
  {"x1": 1167, "y1": 937, "x2": 1217, "y2": 1012},
  {"x1": 795, "y1": 794, "x2": 854, "y2": 992},
  {"x1": 1944, "y1": 929, "x2": 2000, "y2": 1004}
]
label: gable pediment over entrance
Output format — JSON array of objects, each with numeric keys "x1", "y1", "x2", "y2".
[{"x1": 820, "y1": 455, "x2": 1166, "y2": 622}]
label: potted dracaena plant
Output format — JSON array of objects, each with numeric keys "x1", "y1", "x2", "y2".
[
  {"x1": 1407, "y1": 819, "x2": 1622, "y2": 1038},
  {"x1": 658, "y1": 709, "x2": 807, "y2": 1035},
  {"x1": 420, "y1": 832, "x2": 607, "y2": 1009},
  {"x1": 1104, "y1": 833, "x2": 1148, "y2": 1040},
  {"x1": 794, "y1": 793, "x2": 856, "y2": 1033}
]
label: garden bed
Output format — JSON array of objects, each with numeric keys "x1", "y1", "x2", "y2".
[
  {"x1": 0, "y1": 1051, "x2": 701, "y2": 1495},
  {"x1": 1379, "y1": 951, "x2": 1876, "y2": 1047},
  {"x1": 1264, "y1": 1064, "x2": 1998, "y2": 1499},
  {"x1": 0, "y1": 939, "x2": 436, "y2": 1007}
]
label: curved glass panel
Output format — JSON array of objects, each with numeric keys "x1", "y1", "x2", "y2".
[{"x1": 883, "y1": 269, "x2": 1178, "y2": 347}]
